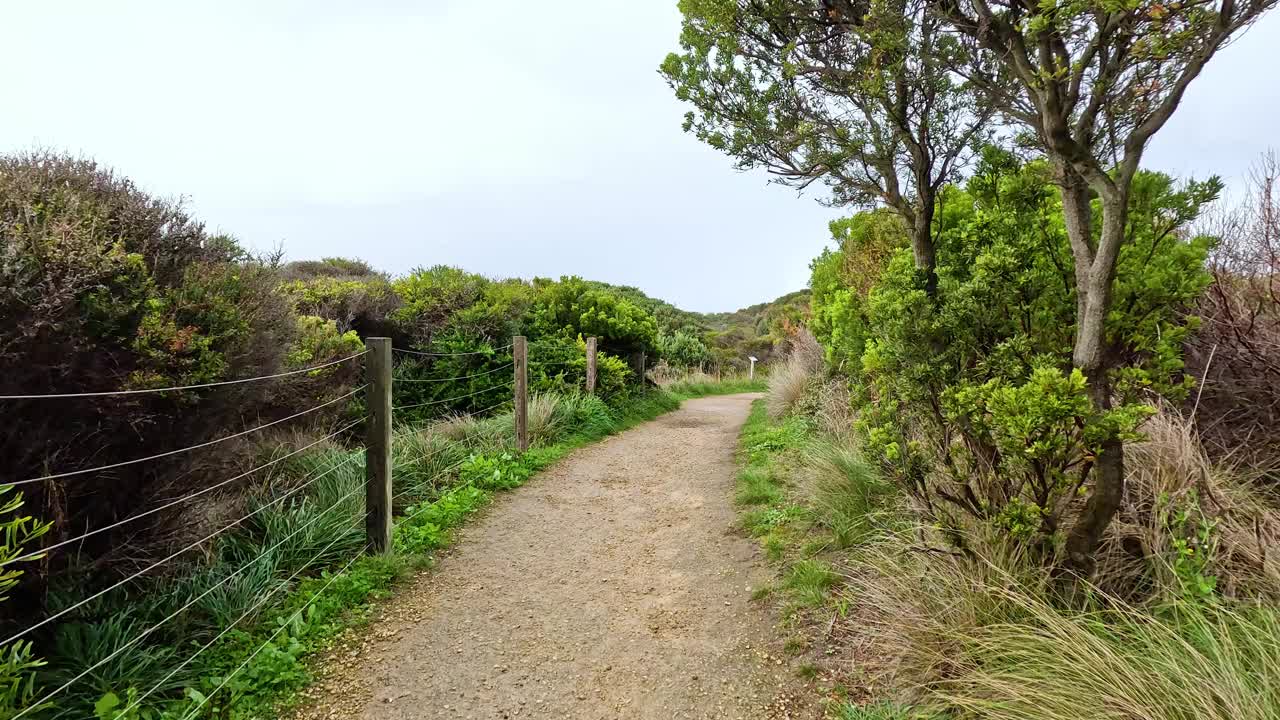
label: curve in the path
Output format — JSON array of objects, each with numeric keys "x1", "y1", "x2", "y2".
[{"x1": 295, "y1": 393, "x2": 807, "y2": 720}]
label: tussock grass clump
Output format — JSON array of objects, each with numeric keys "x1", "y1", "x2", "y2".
[
  {"x1": 526, "y1": 392, "x2": 613, "y2": 447},
  {"x1": 237, "y1": 446, "x2": 366, "y2": 575},
  {"x1": 736, "y1": 466, "x2": 783, "y2": 506},
  {"x1": 1097, "y1": 408, "x2": 1280, "y2": 600},
  {"x1": 391, "y1": 428, "x2": 469, "y2": 505},
  {"x1": 805, "y1": 438, "x2": 899, "y2": 549},
  {"x1": 934, "y1": 596, "x2": 1280, "y2": 720},
  {"x1": 432, "y1": 412, "x2": 514, "y2": 450},
  {"x1": 766, "y1": 330, "x2": 824, "y2": 419},
  {"x1": 842, "y1": 530, "x2": 1280, "y2": 720},
  {"x1": 784, "y1": 559, "x2": 839, "y2": 608}
]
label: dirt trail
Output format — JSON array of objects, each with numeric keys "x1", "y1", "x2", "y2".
[{"x1": 294, "y1": 393, "x2": 809, "y2": 719}]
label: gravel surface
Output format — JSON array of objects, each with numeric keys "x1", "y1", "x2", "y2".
[{"x1": 291, "y1": 393, "x2": 814, "y2": 719}]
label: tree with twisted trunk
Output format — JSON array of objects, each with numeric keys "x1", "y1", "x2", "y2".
[{"x1": 930, "y1": 0, "x2": 1276, "y2": 575}]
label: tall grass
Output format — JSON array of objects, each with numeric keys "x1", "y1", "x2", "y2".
[
  {"x1": 805, "y1": 438, "x2": 899, "y2": 549},
  {"x1": 1096, "y1": 408, "x2": 1280, "y2": 600},
  {"x1": 766, "y1": 330, "x2": 824, "y2": 419},
  {"x1": 935, "y1": 596, "x2": 1280, "y2": 720},
  {"x1": 840, "y1": 531, "x2": 1280, "y2": 720},
  {"x1": 391, "y1": 428, "x2": 469, "y2": 505},
  {"x1": 745, "y1": 376, "x2": 1280, "y2": 720}
]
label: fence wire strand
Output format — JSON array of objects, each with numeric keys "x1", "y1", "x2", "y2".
[
  {"x1": 393, "y1": 343, "x2": 512, "y2": 358},
  {"x1": 394, "y1": 362, "x2": 514, "y2": 384},
  {"x1": 177, "y1": 543, "x2": 371, "y2": 720},
  {"x1": 12, "y1": 386, "x2": 366, "y2": 487},
  {"x1": 1, "y1": 450, "x2": 364, "y2": 648},
  {"x1": 0, "y1": 350, "x2": 368, "y2": 400},
  {"x1": 13, "y1": 499, "x2": 364, "y2": 720},
  {"x1": 393, "y1": 381, "x2": 513, "y2": 412},
  {"x1": 3, "y1": 420, "x2": 364, "y2": 569}
]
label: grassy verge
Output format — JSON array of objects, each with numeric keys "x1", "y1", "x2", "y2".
[
  {"x1": 81, "y1": 386, "x2": 707, "y2": 720},
  {"x1": 738, "y1": 396, "x2": 1280, "y2": 720},
  {"x1": 665, "y1": 377, "x2": 766, "y2": 399},
  {"x1": 731, "y1": 400, "x2": 871, "y2": 712}
]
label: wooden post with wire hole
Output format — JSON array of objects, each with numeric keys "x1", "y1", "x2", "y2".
[
  {"x1": 585, "y1": 337, "x2": 598, "y2": 395},
  {"x1": 365, "y1": 337, "x2": 393, "y2": 554},
  {"x1": 514, "y1": 336, "x2": 529, "y2": 452}
]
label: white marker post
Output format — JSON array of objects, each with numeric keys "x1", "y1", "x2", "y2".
[{"x1": 748, "y1": 356, "x2": 758, "y2": 381}]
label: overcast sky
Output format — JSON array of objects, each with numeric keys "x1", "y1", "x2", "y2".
[{"x1": 4, "y1": 2, "x2": 1278, "y2": 312}]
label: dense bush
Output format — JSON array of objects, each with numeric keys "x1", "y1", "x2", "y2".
[
  {"x1": 813, "y1": 150, "x2": 1216, "y2": 562},
  {"x1": 528, "y1": 275, "x2": 658, "y2": 358},
  {"x1": 1187, "y1": 152, "x2": 1280, "y2": 471},
  {"x1": 0, "y1": 153, "x2": 363, "y2": 619}
]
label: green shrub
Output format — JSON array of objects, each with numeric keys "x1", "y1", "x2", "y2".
[
  {"x1": 283, "y1": 316, "x2": 363, "y2": 369},
  {"x1": 0, "y1": 486, "x2": 51, "y2": 717},
  {"x1": 278, "y1": 274, "x2": 398, "y2": 334},
  {"x1": 529, "y1": 276, "x2": 658, "y2": 358},
  {"x1": 815, "y1": 150, "x2": 1216, "y2": 558},
  {"x1": 657, "y1": 330, "x2": 710, "y2": 369},
  {"x1": 458, "y1": 453, "x2": 530, "y2": 491}
]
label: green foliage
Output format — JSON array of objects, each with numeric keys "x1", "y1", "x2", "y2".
[
  {"x1": 277, "y1": 273, "x2": 397, "y2": 334},
  {"x1": 814, "y1": 150, "x2": 1215, "y2": 552},
  {"x1": 809, "y1": 211, "x2": 904, "y2": 374},
  {"x1": 393, "y1": 266, "x2": 534, "y2": 345},
  {"x1": 1159, "y1": 491, "x2": 1220, "y2": 603},
  {"x1": 656, "y1": 330, "x2": 710, "y2": 369},
  {"x1": 129, "y1": 260, "x2": 294, "y2": 389},
  {"x1": 458, "y1": 453, "x2": 530, "y2": 491},
  {"x1": 0, "y1": 486, "x2": 52, "y2": 718},
  {"x1": 283, "y1": 316, "x2": 363, "y2": 369},
  {"x1": 395, "y1": 485, "x2": 492, "y2": 556},
  {"x1": 529, "y1": 276, "x2": 657, "y2": 357}
]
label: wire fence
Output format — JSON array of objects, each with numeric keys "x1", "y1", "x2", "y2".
[{"x1": 2, "y1": 335, "x2": 598, "y2": 719}]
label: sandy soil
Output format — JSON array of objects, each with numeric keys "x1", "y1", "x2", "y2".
[{"x1": 291, "y1": 393, "x2": 813, "y2": 719}]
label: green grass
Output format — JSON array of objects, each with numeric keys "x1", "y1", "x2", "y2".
[
  {"x1": 806, "y1": 439, "x2": 900, "y2": 549},
  {"x1": 931, "y1": 595, "x2": 1280, "y2": 720},
  {"x1": 784, "y1": 559, "x2": 839, "y2": 608},
  {"x1": 665, "y1": 377, "x2": 765, "y2": 399},
  {"x1": 735, "y1": 466, "x2": 783, "y2": 506}
]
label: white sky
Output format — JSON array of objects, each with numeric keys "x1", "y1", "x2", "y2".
[{"x1": 4, "y1": 1, "x2": 1278, "y2": 312}]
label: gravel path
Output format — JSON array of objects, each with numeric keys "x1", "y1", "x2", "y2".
[{"x1": 292, "y1": 393, "x2": 810, "y2": 719}]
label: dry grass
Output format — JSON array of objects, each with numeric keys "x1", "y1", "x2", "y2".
[
  {"x1": 841, "y1": 530, "x2": 1280, "y2": 720},
  {"x1": 766, "y1": 329, "x2": 824, "y2": 419},
  {"x1": 806, "y1": 378, "x2": 857, "y2": 438},
  {"x1": 1097, "y1": 407, "x2": 1280, "y2": 600}
]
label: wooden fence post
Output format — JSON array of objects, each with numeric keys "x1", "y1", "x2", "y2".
[
  {"x1": 514, "y1": 336, "x2": 528, "y2": 452},
  {"x1": 585, "y1": 337, "x2": 598, "y2": 395},
  {"x1": 365, "y1": 337, "x2": 392, "y2": 554}
]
